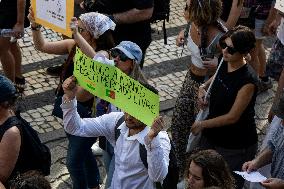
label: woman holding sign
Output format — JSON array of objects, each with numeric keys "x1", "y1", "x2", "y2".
[{"x1": 28, "y1": 10, "x2": 116, "y2": 189}]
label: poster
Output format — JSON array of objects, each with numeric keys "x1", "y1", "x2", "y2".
[
  {"x1": 74, "y1": 48, "x2": 160, "y2": 126},
  {"x1": 31, "y1": 0, "x2": 74, "y2": 37}
]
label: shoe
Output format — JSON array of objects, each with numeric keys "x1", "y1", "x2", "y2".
[
  {"x1": 15, "y1": 76, "x2": 26, "y2": 93},
  {"x1": 46, "y1": 65, "x2": 63, "y2": 76},
  {"x1": 257, "y1": 78, "x2": 272, "y2": 94}
]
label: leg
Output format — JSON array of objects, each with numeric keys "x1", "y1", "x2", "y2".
[
  {"x1": 171, "y1": 71, "x2": 201, "y2": 178},
  {"x1": 10, "y1": 41, "x2": 23, "y2": 78},
  {"x1": 0, "y1": 37, "x2": 15, "y2": 81},
  {"x1": 66, "y1": 134, "x2": 99, "y2": 189}
]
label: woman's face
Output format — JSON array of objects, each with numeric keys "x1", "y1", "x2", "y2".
[
  {"x1": 187, "y1": 161, "x2": 204, "y2": 189},
  {"x1": 221, "y1": 37, "x2": 242, "y2": 62},
  {"x1": 77, "y1": 20, "x2": 92, "y2": 44}
]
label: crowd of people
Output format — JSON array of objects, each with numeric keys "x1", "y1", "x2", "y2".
[{"x1": 1, "y1": 0, "x2": 284, "y2": 188}]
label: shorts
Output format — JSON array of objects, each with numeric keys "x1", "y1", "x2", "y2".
[
  {"x1": 255, "y1": 19, "x2": 266, "y2": 39},
  {"x1": 266, "y1": 39, "x2": 284, "y2": 80}
]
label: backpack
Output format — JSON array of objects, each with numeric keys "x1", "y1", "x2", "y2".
[
  {"x1": 150, "y1": 0, "x2": 171, "y2": 45},
  {"x1": 114, "y1": 115, "x2": 179, "y2": 189},
  {"x1": 0, "y1": 114, "x2": 51, "y2": 176}
]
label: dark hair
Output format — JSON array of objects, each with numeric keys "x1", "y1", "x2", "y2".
[
  {"x1": 8, "y1": 170, "x2": 51, "y2": 189},
  {"x1": 220, "y1": 25, "x2": 256, "y2": 54},
  {"x1": 0, "y1": 95, "x2": 18, "y2": 109},
  {"x1": 185, "y1": 150, "x2": 235, "y2": 189},
  {"x1": 95, "y1": 30, "x2": 115, "y2": 51}
]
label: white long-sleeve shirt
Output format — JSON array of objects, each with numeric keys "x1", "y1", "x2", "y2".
[{"x1": 61, "y1": 98, "x2": 171, "y2": 189}]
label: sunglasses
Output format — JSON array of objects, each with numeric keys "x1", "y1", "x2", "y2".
[
  {"x1": 219, "y1": 41, "x2": 238, "y2": 55},
  {"x1": 110, "y1": 49, "x2": 131, "y2": 62}
]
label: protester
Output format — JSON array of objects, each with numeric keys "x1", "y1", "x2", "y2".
[
  {"x1": 173, "y1": 0, "x2": 226, "y2": 178},
  {"x1": 184, "y1": 149, "x2": 235, "y2": 189},
  {"x1": 70, "y1": 17, "x2": 148, "y2": 187},
  {"x1": 242, "y1": 91, "x2": 284, "y2": 186},
  {"x1": 28, "y1": 10, "x2": 118, "y2": 189},
  {"x1": 191, "y1": 26, "x2": 258, "y2": 189},
  {"x1": 8, "y1": 170, "x2": 51, "y2": 189},
  {"x1": 0, "y1": 0, "x2": 30, "y2": 92},
  {"x1": 61, "y1": 76, "x2": 170, "y2": 189},
  {"x1": 75, "y1": 0, "x2": 153, "y2": 68}
]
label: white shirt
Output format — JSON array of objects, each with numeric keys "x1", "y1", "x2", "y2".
[
  {"x1": 277, "y1": 18, "x2": 284, "y2": 45},
  {"x1": 61, "y1": 98, "x2": 171, "y2": 189}
]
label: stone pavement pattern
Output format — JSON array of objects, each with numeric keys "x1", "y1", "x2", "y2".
[{"x1": 0, "y1": 0, "x2": 277, "y2": 188}]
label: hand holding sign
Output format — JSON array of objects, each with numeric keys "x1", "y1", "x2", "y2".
[
  {"x1": 62, "y1": 76, "x2": 78, "y2": 101},
  {"x1": 148, "y1": 116, "x2": 164, "y2": 140}
]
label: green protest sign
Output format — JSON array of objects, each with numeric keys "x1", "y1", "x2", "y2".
[{"x1": 74, "y1": 47, "x2": 159, "y2": 126}]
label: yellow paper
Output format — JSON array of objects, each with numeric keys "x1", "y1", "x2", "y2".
[{"x1": 31, "y1": 0, "x2": 74, "y2": 37}]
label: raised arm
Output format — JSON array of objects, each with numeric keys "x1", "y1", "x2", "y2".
[
  {"x1": 224, "y1": 0, "x2": 243, "y2": 29},
  {"x1": 145, "y1": 117, "x2": 170, "y2": 182},
  {"x1": 28, "y1": 7, "x2": 75, "y2": 55}
]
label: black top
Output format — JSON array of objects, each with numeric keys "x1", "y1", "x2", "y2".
[
  {"x1": 202, "y1": 62, "x2": 258, "y2": 149},
  {"x1": 85, "y1": 0, "x2": 153, "y2": 51}
]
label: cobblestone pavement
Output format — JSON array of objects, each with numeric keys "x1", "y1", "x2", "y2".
[{"x1": 0, "y1": 0, "x2": 277, "y2": 188}]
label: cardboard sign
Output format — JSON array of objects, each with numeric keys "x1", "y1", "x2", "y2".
[
  {"x1": 31, "y1": 0, "x2": 74, "y2": 37},
  {"x1": 74, "y1": 48, "x2": 160, "y2": 126}
]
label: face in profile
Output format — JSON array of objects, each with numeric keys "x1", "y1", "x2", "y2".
[{"x1": 187, "y1": 161, "x2": 204, "y2": 189}]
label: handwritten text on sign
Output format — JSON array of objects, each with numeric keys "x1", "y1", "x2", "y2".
[{"x1": 74, "y1": 48, "x2": 159, "y2": 126}]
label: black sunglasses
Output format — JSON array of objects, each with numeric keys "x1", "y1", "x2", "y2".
[
  {"x1": 110, "y1": 49, "x2": 131, "y2": 62},
  {"x1": 219, "y1": 41, "x2": 238, "y2": 55}
]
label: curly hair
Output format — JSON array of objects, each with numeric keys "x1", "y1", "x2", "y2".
[
  {"x1": 8, "y1": 171, "x2": 51, "y2": 189},
  {"x1": 219, "y1": 25, "x2": 256, "y2": 54},
  {"x1": 187, "y1": 0, "x2": 222, "y2": 27},
  {"x1": 185, "y1": 150, "x2": 235, "y2": 189}
]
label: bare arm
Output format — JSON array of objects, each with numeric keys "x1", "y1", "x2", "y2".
[
  {"x1": 73, "y1": 32, "x2": 96, "y2": 58},
  {"x1": 113, "y1": 8, "x2": 153, "y2": 24},
  {"x1": 13, "y1": 0, "x2": 26, "y2": 37},
  {"x1": 0, "y1": 127, "x2": 21, "y2": 183},
  {"x1": 224, "y1": 0, "x2": 243, "y2": 29},
  {"x1": 28, "y1": 7, "x2": 75, "y2": 54}
]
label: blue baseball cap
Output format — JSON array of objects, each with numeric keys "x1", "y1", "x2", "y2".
[
  {"x1": 0, "y1": 75, "x2": 17, "y2": 102},
  {"x1": 113, "y1": 41, "x2": 143, "y2": 64}
]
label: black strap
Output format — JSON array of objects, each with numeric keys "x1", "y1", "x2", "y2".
[{"x1": 114, "y1": 115, "x2": 125, "y2": 141}]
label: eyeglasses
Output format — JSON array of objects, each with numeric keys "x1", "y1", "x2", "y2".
[
  {"x1": 78, "y1": 27, "x2": 85, "y2": 33},
  {"x1": 219, "y1": 41, "x2": 238, "y2": 55},
  {"x1": 110, "y1": 49, "x2": 131, "y2": 62}
]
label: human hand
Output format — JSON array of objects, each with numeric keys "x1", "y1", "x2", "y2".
[
  {"x1": 261, "y1": 178, "x2": 284, "y2": 189},
  {"x1": 70, "y1": 17, "x2": 79, "y2": 35},
  {"x1": 242, "y1": 160, "x2": 259, "y2": 173},
  {"x1": 62, "y1": 76, "x2": 77, "y2": 100},
  {"x1": 148, "y1": 116, "x2": 164, "y2": 140},
  {"x1": 203, "y1": 57, "x2": 218, "y2": 69},
  {"x1": 176, "y1": 29, "x2": 185, "y2": 47},
  {"x1": 198, "y1": 85, "x2": 208, "y2": 110},
  {"x1": 12, "y1": 22, "x2": 24, "y2": 38},
  {"x1": 190, "y1": 121, "x2": 203, "y2": 135}
]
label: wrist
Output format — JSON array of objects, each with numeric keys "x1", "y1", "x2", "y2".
[
  {"x1": 199, "y1": 84, "x2": 206, "y2": 89},
  {"x1": 63, "y1": 94, "x2": 75, "y2": 102},
  {"x1": 31, "y1": 24, "x2": 42, "y2": 31}
]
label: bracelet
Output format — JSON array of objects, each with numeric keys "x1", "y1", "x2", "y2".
[
  {"x1": 31, "y1": 24, "x2": 42, "y2": 31},
  {"x1": 199, "y1": 84, "x2": 206, "y2": 88}
]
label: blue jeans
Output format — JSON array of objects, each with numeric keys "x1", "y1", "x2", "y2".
[{"x1": 66, "y1": 133, "x2": 100, "y2": 189}]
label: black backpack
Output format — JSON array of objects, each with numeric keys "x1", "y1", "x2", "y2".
[
  {"x1": 0, "y1": 114, "x2": 51, "y2": 176},
  {"x1": 114, "y1": 115, "x2": 179, "y2": 189},
  {"x1": 151, "y1": 0, "x2": 171, "y2": 44}
]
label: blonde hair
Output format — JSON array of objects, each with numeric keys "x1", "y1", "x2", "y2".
[
  {"x1": 187, "y1": 0, "x2": 222, "y2": 26},
  {"x1": 130, "y1": 62, "x2": 148, "y2": 84}
]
